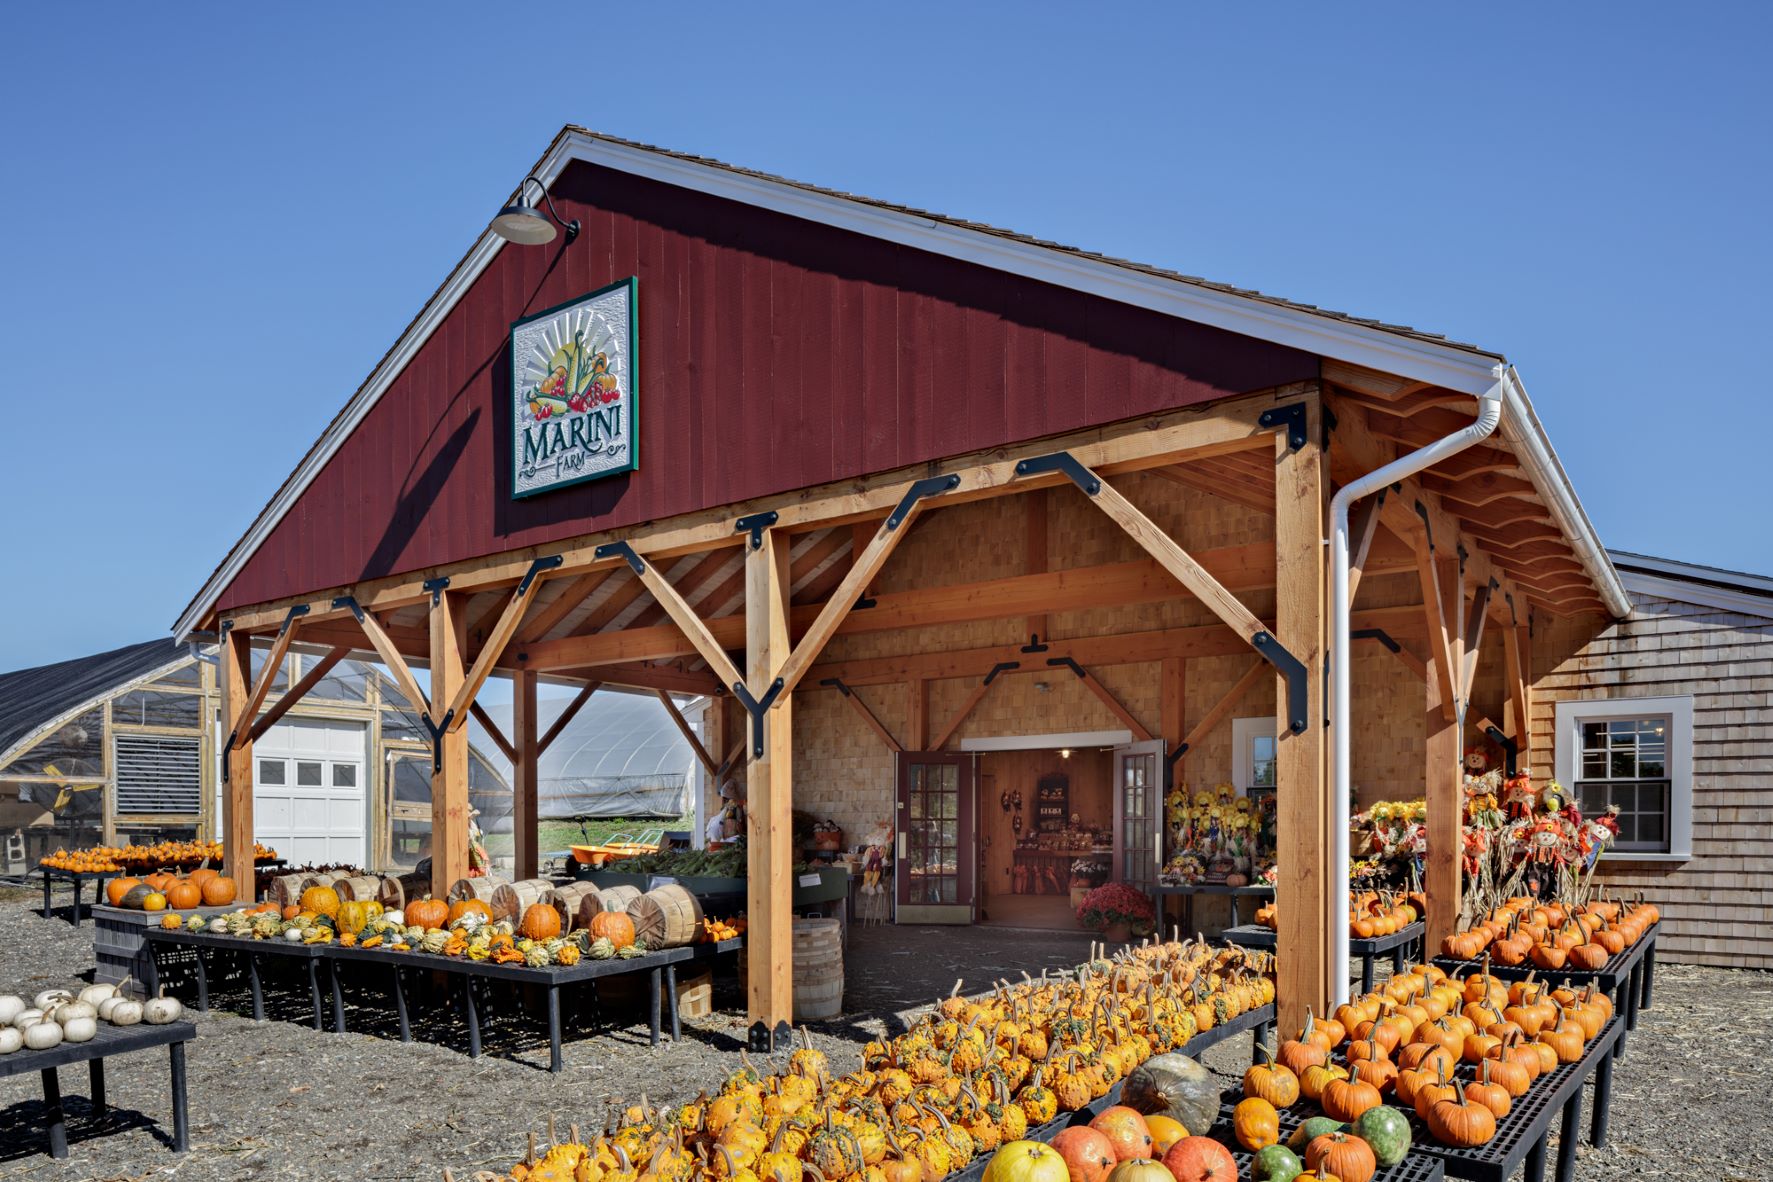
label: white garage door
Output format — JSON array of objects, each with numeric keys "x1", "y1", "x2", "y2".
[{"x1": 250, "y1": 718, "x2": 367, "y2": 866}]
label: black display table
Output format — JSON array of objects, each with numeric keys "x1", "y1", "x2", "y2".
[
  {"x1": 143, "y1": 928, "x2": 692, "y2": 1072},
  {"x1": 38, "y1": 867, "x2": 115, "y2": 925},
  {"x1": 1224, "y1": 921, "x2": 1425, "y2": 992},
  {"x1": 0, "y1": 1020, "x2": 195, "y2": 1160},
  {"x1": 1151, "y1": 882, "x2": 1274, "y2": 930}
]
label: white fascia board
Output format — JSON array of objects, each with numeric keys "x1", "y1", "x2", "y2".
[
  {"x1": 1618, "y1": 570, "x2": 1773, "y2": 620},
  {"x1": 174, "y1": 131, "x2": 1547, "y2": 641}
]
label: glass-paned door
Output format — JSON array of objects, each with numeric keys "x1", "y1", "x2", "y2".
[
  {"x1": 1113, "y1": 740, "x2": 1165, "y2": 889},
  {"x1": 895, "y1": 752, "x2": 975, "y2": 924}
]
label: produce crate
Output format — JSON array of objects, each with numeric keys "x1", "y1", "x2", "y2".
[
  {"x1": 675, "y1": 968, "x2": 713, "y2": 1018},
  {"x1": 93, "y1": 905, "x2": 235, "y2": 997}
]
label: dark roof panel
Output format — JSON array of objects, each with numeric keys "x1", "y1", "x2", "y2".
[{"x1": 0, "y1": 639, "x2": 187, "y2": 763}]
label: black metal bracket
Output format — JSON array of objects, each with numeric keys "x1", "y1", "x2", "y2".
[
  {"x1": 1251, "y1": 631, "x2": 1309, "y2": 733},
  {"x1": 854, "y1": 595, "x2": 877, "y2": 611},
  {"x1": 1414, "y1": 501, "x2": 1434, "y2": 551},
  {"x1": 983, "y1": 661, "x2": 1019, "y2": 686},
  {"x1": 1259, "y1": 403, "x2": 1308, "y2": 452},
  {"x1": 219, "y1": 619, "x2": 234, "y2": 637},
  {"x1": 1167, "y1": 742, "x2": 1189, "y2": 766},
  {"x1": 1483, "y1": 723, "x2": 1520, "y2": 776},
  {"x1": 332, "y1": 595, "x2": 365, "y2": 622},
  {"x1": 1505, "y1": 592, "x2": 1518, "y2": 627},
  {"x1": 734, "y1": 511, "x2": 779, "y2": 550},
  {"x1": 748, "y1": 1019, "x2": 794, "y2": 1054},
  {"x1": 594, "y1": 540, "x2": 647, "y2": 575},
  {"x1": 1351, "y1": 628, "x2": 1401, "y2": 654},
  {"x1": 423, "y1": 576, "x2": 451, "y2": 606},
  {"x1": 732, "y1": 677, "x2": 786, "y2": 758},
  {"x1": 275, "y1": 603, "x2": 310, "y2": 636},
  {"x1": 1047, "y1": 656, "x2": 1087, "y2": 679},
  {"x1": 1020, "y1": 635, "x2": 1049, "y2": 654},
  {"x1": 820, "y1": 678, "x2": 852, "y2": 697},
  {"x1": 516, "y1": 555, "x2": 564, "y2": 596},
  {"x1": 1014, "y1": 452, "x2": 1100, "y2": 495},
  {"x1": 886, "y1": 474, "x2": 962, "y2": 530}
]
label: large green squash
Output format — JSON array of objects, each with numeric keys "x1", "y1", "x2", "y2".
[
  {"x1": 1352, "y1": 1105, "x2": 1412, "y2": 1166},
  {"x1": 1251, "y1": 1144, "x2": 1303, "y2": 1182},
  {"x1": 119, "y1": 885, "x2": 155, "y2": 910},
  {"x1": 1285, "y1": 1116, "x2": 1344, "y2": 1153},
  {"x1": 1119, "y1": 1054, "x2": 1217, "y2": 1137}
]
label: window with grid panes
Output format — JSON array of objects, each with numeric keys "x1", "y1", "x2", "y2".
[{"x1": 1575, "y1": 716, "x2": 1671, "y2": 852}]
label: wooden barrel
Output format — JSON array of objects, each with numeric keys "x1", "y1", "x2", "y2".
[
  {"x1": 267, "y1": 874, "x2": 308, "y2": 908},
  {"x1": 552, "y1": 883, "x2": 605, "y2": 931},
  {"x1": 492, "y1": 878, "x2": 557, "y2": 922},
  {"x1": 448, "y1": 876, "x2": 504, "y2": 905},
  {"x1": 598, "y1": 884, "x2": 643, "y2": 915},
  {"x1": 792, "y1": 917, "x2": 844, "y2": 1021},
  {"x1": 331, "y1": 875, "x2": 383, "y2": 902},
  {"x1": 628, "y1": 885, "x2": 703, "y2": 949},
  {"x1": 378, "y1": 873, "x2": 430, "y2": 911}
]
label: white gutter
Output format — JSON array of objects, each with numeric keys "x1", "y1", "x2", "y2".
[{"x1": 1328, "y1": 365, "x2": 1506, "y2": 1004}]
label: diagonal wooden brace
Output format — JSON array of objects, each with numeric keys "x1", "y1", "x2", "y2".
[
  {"x1": 228, "y1": 604, "x2": 308, "y2": 750},
  {"x1": 442, "y1": 555, "x2": 561, "y2": 732}
]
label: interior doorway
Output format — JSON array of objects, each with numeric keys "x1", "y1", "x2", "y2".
[{"x1": 973, "y1": 744, "x2": 1115, "y2": 931}]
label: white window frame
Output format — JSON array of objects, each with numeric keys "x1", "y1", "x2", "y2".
[
  {"x1": 1553, "y1": 695, "x2": 1693, "y2": 861},
  {"x1": 1231, "y1": 717, "x2": 1276, "y2": 796}
]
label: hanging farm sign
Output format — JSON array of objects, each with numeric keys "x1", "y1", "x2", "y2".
[{"x1": 510, "y1": 277, "x2": 637, "y2": 497}]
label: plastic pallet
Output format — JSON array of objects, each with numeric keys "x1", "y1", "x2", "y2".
[{"x1": 1214, "y1": 1096, "x2": 1445, "y2": 1182}]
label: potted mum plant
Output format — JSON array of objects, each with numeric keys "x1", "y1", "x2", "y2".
[{"x1": 1076, "y1": 882, "x2": 1157, "y2": 943}]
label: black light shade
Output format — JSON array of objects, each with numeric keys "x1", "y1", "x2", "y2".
[{"x1": 492, "y1": 202, "x2": 557, "y2": 245}]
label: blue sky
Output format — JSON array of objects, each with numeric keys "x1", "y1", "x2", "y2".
[{"x1": 0, "y1": 3, "x2": 1767, "y2": 673}]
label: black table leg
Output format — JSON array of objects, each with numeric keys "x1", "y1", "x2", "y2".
[
  {"x1": 42, "y1": 873, "x2": 53, "y2": 920},
  {"x1": 1591, "y1": 1036, "x2": 1615, "y2": 1148},
  {"x1": 392, "y1": 965, "x2": 411, "y2": 1042},
  {"x1": 667, "y1": 964, "x2": 681, "y2": 1041},
  {"x1": 246, "y1": 953, "x2": 264, "y2": 1020},
  {"x1": 305, "y1": 959, "x2": 323, "y2": 1031},
  {"x1": 1615, "y1": 963, "x2": 1640, "y2": 1062},
  {"x1": 464, "y1": 976, "x2": 482, "y2": 1058},
  {"x1": 1640, "y1": 940, "x2": 1656, "y2": 1009},
  {"x1": 143, "y1": 938, "x2": 162, "y2": 996},
  {"x1": 88, "y1": 1057, "x2": 107, "y2": 1122},
  {"x1": 41, "y1": 1067, "x2": 68, "y2": 1158},
  {"x1": 193, "y1": 945, "x2": 210, "y2": 1013},
  {"x1": 170, "y1": 1041, "x2": 189, "y2": 1152},
  {"x1": 328, "y1": 957, "x2": 346, "y2": 1033},
  {"x1": 548, "y1": 984, "x2": 563, "y2": 1073},
  {"x1": 1555, "y1": 1088, "x2": 1582, "y2": 1182},
  {"x1": 649, "y1": 967, "x2": 661, "y2": 1047},
  {"x1": 1391, "y1": 945, "x2": 1405, "y2": 974},
  {"x1": 1524, "y1": 1131, "x2": 1548, "y2": 1182},
  {"x1": 1360, "y1": 954, "x2": 1375, "y2": 994},
  {"x1": 1229, "y1": 896, "x2": 1241, "y2": 927},
  {"x1": 1251, "y1": 1019, "x2": 1272, "y2": 1065}
]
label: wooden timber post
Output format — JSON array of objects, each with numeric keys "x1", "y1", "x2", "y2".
[
  {"x1": 513, "y1": 668, "x2": 540, "y2": 880},
  {"x1": 1274, "y1": 394, "x2": 1331, "y2": 1033},
  {"x1": 219, "y1": 626, "x2": 256, "y2": 902},
  {"x1": 746, "y1": 528, "x2": 794, "y2": 1044},
  {"x1": 429, "y1": 589, "x2": 470, "y2": 898},
  {"x1": 1424, "y1": 556, "x2": 1466, "y2": 950}
]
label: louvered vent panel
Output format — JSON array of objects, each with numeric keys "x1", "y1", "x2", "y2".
[{"x1": 115, "y1": 735, "x2": 201, "y2": 815}]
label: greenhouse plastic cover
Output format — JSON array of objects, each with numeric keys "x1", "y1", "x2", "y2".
[{"x1": 479, "y1": 688, "x2": 700, "y2": 819}]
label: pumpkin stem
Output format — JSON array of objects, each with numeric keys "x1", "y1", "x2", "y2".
[{"x1": 526, "y1": 1131, "x2": 538, "y2": 1164}]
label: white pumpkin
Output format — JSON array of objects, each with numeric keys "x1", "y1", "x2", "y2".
[
  {"x1": 284, "y1": 928, "x2": 305, "y2": 943},
  {"x1": 0, "y1": 995, "x2": 25, "y2": 1025},
  {"x1": 24, "y1": 1021, "x2": 63, "y2": 1050},
  {"x1": 33, "y1": 989, "x2": 73, "y2": 1011},
  {"x1": 382, "y1": 909, "x2": 405, "y2": 928},
  {"x1": 50, "y1": 1001, "x2": 96, "y2": 1024},
  {"x1": 97, "y1": 996, "x2": 124, "y2": 1021},
  {"x1": 61, "y1": 1016, "x2": 98, "y2": 1043},
  {"x1": 78, "y1": 983, "x2": 117, "y2": 1007},
  {"x1": 207, "y1": 918, "x2": 229, "y2": 934},
  {"x1": 0, "y1": 1027, "x2": 21, "y2": 1054},
  {"x1": 14, "y1": 1008, "x2": 43, "y2": 1030},
  {"x1": 107, "y1": 1000, "x2": 144, "y2": 1027},
  {"x1": 143, "y1": 992, "x2": 184, "y2": 1025}
]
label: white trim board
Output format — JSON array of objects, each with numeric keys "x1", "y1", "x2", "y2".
[
  {"x1": 1618, "y1": 570, "x2": 1773, "y2": 621},
  {"x1": 1552, "y1": 694, "x2": 1693, "y2": 860},
  {"x1": 960, "y1": 730, "x2": 1132, "y2": 752},
  {"x1": 174, "y1": 128, "x2": 1617, "y2": 639}
]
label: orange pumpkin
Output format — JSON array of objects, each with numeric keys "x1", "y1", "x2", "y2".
[
  {"x1": 201, "y1": 876, "x2": 237, "y2": 906},
  {"x1": 107, "y1": 877, "x2": 141, "y2": 906},
  {"x1": 407, "y1": 898, "x2": 450, "y2": 930},
  {"x1": 166, "y1": 880, "x2": 202, "y2": 910},
  {"x1": 449, "y1": 898, "x2": 492, "y2": 925},
  {"x1": 1088, "y1": 1106, "x2": 1154, "y2": 1162},
  {"x1": 590, "y1": 910, "x2": 636, "y2": 949},
  {"x1": 188, "y1": 867, "x2": 220, "y2": 890},
  {"x1": 519, "y1": 902, "x2": 563, "y2": 941}
]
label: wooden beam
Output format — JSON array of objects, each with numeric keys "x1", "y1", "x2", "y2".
[
  {"x1": 1462, "y1": 581, "x2": 1492, "y2": 704},
  {"x1": 656, "y1": 689, "x2": 719, "y2": 774},
  {"x1": 1357, "y1": 634, "x2": 1429, "y2": 682},
  {"x1": 351, "y1": 607, "x2": 431, "y2": 721},
  {"x1": 629, "y1": 555, "x2": 749, "y2": 695},
  {"x1": 831, "y1": 685, "x2": 903, "y2": 753},
  {"x1": 467, "y1": 700, "x2": 516, "y2": 764},
  {"x1": 429, "y1": 590, "x2": 470, "y2": 898},
  {"x1": 445, "y1": 567, "x2": 555, "y2": 730},
  {"x1": 247, "y1": 646, "x2": 347, "y2": 743},
  {"x1": 1026, "y1": 489, "x2": 1048, "y2": 643},
  {"x1": 233, "y1": 614, "x2": 303, "y2": 745},
  {"x1": 554, "y1": 662, "x2": 719, "y2": 697},
  {"x1": 1345, "y1": 497, "x2": 1385, "y2": 607},
  {"x1": 516, "y1": 569, "x2": 612, "y2": 644},
  {"x1": 1425, "y1": 655, "x2": 1462, "y2": 948},
  {"x1": 1415, "y1": 543, "x2": 1457, "y2": 722},
  {"x1": 1179, "y1": 660, "x2": 1265, "y2": 753},
  {"x1": 1072, "y1": 666, "x2": 1154, "y2": 742},
  {"x1": 626, "y1": 549, "x2": 737, "y2": 630},
  {"x1": 1509, "y1": 624, "x2": 1534, "y2": 772},
  {"x1": 1274, "y1": 394, "x2": 1332, "y2": 1028},
  {"x1": 788, "y1": 529, "x2": 858, "y2": 604},
  {"x1": 1152, "y1": 462, "x2": 1273, "y2": 513},
  {"x1": 907, "y1": 679, "x2": 930, "y2": 750},
  {"x1": 716, "y1": 735, "x2": 746, "y2": 779},
  {"x1": 219, "y1": 628, "x2": 255, "y2": 902},
  {"x1": 512, "y1": 670, "x2": 539, "y2": 880},
  {"x1": 538, "y1": 681, "x2": 600, "y2": 755},
  {"x1": 930, "y1": 676, "x2": 995, "y2": 751},
  {"x1": 746, "y1": 528, "x2": 794, "y2": 1032},
  {"x1": 1161, "y1": 657, "x2": 1186, "y2": 766},
  {"x1": 215, "y1": 390, "x2": 1285, "y2": 634}
]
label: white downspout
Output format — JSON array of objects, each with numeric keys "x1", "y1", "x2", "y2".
[{"x1": 1328, "y1": 363, "x2": 1507, "y2": 1003}]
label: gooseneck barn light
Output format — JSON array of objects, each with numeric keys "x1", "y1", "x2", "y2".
[{"x1": 491, "y1": 176, "x2": 580, "y2": 246}]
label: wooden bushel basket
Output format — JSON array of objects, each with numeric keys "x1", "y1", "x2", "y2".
[{"x1": 627, "y1": 884, "x2": 703, "y2": 949}]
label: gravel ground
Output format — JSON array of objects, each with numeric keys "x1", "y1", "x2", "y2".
[{"x1": 0, "y1": 891, "x2": 1762, "y2": 1181}]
